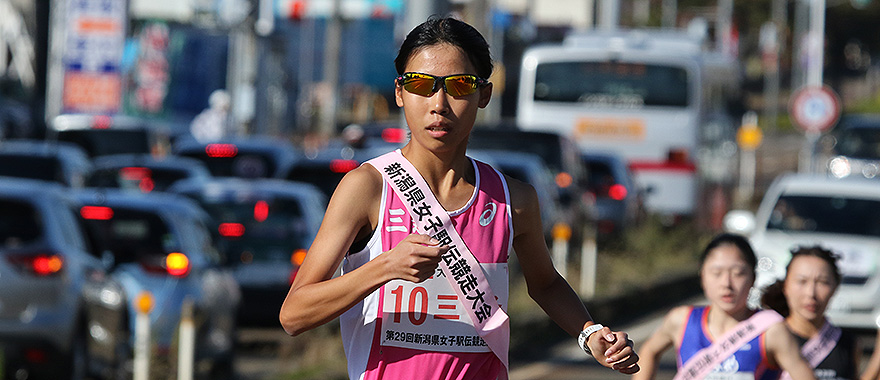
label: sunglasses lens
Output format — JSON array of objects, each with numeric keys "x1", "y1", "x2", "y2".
[
  {"x1": 402, "y1": 74, "x2": 436, "y2": 96},
  {"x1": 445, "y1": 75, "x2": 479, "y2": 97}
]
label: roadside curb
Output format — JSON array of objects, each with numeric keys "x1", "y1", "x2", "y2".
[{"x1": 510, "y1": 273, "x2": 700, "y2": 361}]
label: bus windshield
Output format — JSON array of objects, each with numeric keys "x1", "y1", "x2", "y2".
[{"x1": 533, "y1": 62, "x2": 689, "y2": 107}]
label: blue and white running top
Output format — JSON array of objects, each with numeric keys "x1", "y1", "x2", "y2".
[{"x1": 677, "y1": 306, "x2": 782, "y2": 380}]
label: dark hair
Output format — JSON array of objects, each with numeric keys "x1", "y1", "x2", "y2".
[
  {"x1": 761, "y1": 245, "x2": 841, "y2": 317},
  {"x1": 394, "y1": 16, "x2": 493, "y2": 79},
  {"x1": 699, "y1": 233, "x2": 757, "y2": 277}
]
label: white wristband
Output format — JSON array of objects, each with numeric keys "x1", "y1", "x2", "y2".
[{"x1": 577, "y1": 323, "x2": 604, "y2": 357}]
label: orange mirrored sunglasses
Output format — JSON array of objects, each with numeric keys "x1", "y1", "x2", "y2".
[{"x1": 396, "y1": 72, "x2": 489, "y2": 97}]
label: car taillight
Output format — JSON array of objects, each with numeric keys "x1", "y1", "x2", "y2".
[
  {"x1": 382, "y1": 128, "x2": 406, "y2": 143},
  {"x1": 667, "y1": 148, "x2": 690, "y2": 164},
  {"x1": 7, "y1": 254, "x2": 64, "y2": 276},
  {"x1": 205, "y1": 144, "x2": 238, "y2": 158},
  {"x1": 81, "y1": 206, "x2": 114, "y2": 220},
  {"x1": 254, "y1": 200, "x2": 269, "y2": 222},
  {"x1": 92, "y1": 115, "x2": 112, "y2": 129},
  {"x1": 330, "y1": 159, "x2": 358, "y2": 173},
  {"x1": 608, "y1": 184, "x2": 628, "y2": 201},
  {"x1": 555, "y1": 172, "x2": 573, "y2": 189},
  {"x1": 219, "y1": 223, "x2": 245, "y2": 238},
  {"x1": 165, "y1": 252, "x2": 190, "y2": 277},
  {"x1": 291, "y1": 248, "x2": 307, "y2": 266}
]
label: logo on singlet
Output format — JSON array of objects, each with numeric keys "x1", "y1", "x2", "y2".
[{"x1": 479, "y1": 202, "x2": 497, "y2": 227}]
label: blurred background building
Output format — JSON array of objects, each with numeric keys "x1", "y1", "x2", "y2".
[{"x1": 1, "y1": 0, "x2": 879, "y2": 142}]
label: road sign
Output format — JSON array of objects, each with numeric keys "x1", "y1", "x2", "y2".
[
  {"x1": 789, "y1": 85, "x2": 841, "y2": 134},
  {"x1": 60, "y1": 0, "x2": 127, "y2": 115}
]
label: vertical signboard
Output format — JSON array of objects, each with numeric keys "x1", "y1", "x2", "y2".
[{"x1": 60, "y1": 0, "x2": 127, "y2": 114}]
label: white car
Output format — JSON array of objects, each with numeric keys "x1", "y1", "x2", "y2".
[{"x1": 725, "y1": 173, "x2": 880, "y2": 330}]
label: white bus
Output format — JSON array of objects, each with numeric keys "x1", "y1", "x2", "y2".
[{"x1": 517, "y1": 29, "x2": 742, "y2": 219}]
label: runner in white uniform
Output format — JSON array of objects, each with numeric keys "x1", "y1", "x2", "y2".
[{"x1": 280, "y1": 16, "x2": 640, "y2": 379}]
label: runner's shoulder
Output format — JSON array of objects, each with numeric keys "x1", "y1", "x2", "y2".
[
  {"x1": 663, "y1": 305, "x2": 693, "y2": 330},
  {"x1": 330, "y1": 163, "x2": 383, "y2": 202},
  {"x1": 503, "y1": 175, "x2": 538, "y2": 211}
]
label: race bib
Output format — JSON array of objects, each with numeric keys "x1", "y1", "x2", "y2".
[{"x1": 380, "y1": 263, "x2": 508, "y2": 353}]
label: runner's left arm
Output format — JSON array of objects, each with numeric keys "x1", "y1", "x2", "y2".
[{"x1": 508, "y1": 177, "x2": 639, "y2": 374}]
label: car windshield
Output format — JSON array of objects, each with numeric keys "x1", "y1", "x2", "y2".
[
  {"x1": 585, "y1": 160, "x2": 618, "y2": 196},
  {"x1": 58, "y1": 129, "x2": 151, "y2": 157},
  {"x1": 836, "y1": 127, "x2": 880, "y2": 160},
  {"x1": 80, "y1": 208, "x2": 178, "y2": 263},
  {"x1": 0, "y1": 200, "x2": 43, "y2": 248},
  {"x1": 767, "y1": 195, "x2": 880, "y2": 237},
  {"x1": 285, "y1": 166, "x2": 346, "y2": 199},
  {"x1": 0, "y1": 155, "x2": 63, "y2": 183},
  {"x1": 469, "y1": 133, "x2": 564, "y2": 174},
  {"x1": 87, "y1": 167, "x2": 192, "y2": 192},
  {"x1": 534, "y1": 62, "x2": 689, "y2": 107},
  {"x1": 196, "y1": 197, "x2": 310, "y2": 262}
]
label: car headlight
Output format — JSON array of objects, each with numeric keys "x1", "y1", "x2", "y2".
[{"x1": 829, "y1": 156, "x2": 851, "y2": 178}]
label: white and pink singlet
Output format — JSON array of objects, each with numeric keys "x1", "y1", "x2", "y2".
[{"x1": 339, "y1": 154, "x2": 512, "y2": 380}]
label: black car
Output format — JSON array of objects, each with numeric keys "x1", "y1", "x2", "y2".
[
  {"x1": 0, "y1": 139, "x2": 92, "y2": 187},
  {"x1": 0, "y1": 178, "x2": 125, "y2": 380},
  {"x1": 173, "y1": 136, "x2": 300, "y2": 179},
  {"x1": 823, "y1": 113, "x2": 880, "y2": 179},
  {"x1": 284, "y1": 141, "x2": 392, "y2": 199},
  {"x1": 169, "y1": 178, "x2": 326, "y2": 325},
  {"x1": 87, "y1": 153, "x2": 212, "y2": 193},
  {"x1": 51, "y1": 114, "x2": 173, "y2": 158},
  {"x1": 469, "y1": 127, "x2": 597, "y2": 245}
]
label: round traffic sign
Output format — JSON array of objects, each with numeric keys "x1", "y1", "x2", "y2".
[{"x1": 789, "y1": 86, "x2": 841, "y2": 134}]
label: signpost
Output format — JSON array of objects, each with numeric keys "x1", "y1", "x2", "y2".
[
  {"x1": 59, "y1": 0, "x2": 127, "y2": 115},
  {"x1": 789, "y1": 85, "x2": 841, "y2": 173}
]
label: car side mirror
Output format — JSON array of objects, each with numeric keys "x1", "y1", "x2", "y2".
[{"x1": 723, "y1": 210, "x2": 756, "y2": 235}]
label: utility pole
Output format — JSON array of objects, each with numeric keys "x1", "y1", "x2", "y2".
[
  {"x1": 716, "y1": 0, "x2": 734, "y2": 57},
  {"x1": 806, "y1": 0, "x2": 825, "y2": 87},
  {"x1": 598, "y1": 0, "x2": 620, "y2": 30},
  {"x1": 662, "y1": 0, "x2": 677, "y2": 28},
  {"x1": 318, "y1": 0, "x2": 342, "y2": 137}
]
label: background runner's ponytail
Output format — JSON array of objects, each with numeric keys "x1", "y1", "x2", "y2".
[{"x1": 761, "y1": 280, "x2": 789, "y2": 317}]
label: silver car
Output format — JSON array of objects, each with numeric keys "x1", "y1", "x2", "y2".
[
  {"x1": 0, "y1": 178, "x2": 124, "y2": 380},
  {"x1": 725, "y1": 173, "x2": 880, "y2": 330}
]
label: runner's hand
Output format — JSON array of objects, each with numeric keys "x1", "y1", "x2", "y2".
[
  {"x1": 386, "y1": 234, "x2": 448, "y2": 283},
  {"x1": 587, "y1": 326, "x2": 640, "y2": 374}
]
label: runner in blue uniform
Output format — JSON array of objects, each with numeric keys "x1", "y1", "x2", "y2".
[{"x1": 634, "y1": 233, "x2": 816, "y2": 380}]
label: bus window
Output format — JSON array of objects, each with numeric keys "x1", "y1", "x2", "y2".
[{"x1": 534, "y1": 62, "x2": 689, "y2": 108}]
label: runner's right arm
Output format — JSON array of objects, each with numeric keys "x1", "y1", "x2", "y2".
[
  {"x1": 764, "y1": 322, "x2": 817, "y2": 380},
  {"x1": 632, "y1": 305, "x2": 688, "y2": 380},
  {"x1": 279, "y1": 165, "x2": 447, "y2": 336},
  {"x1": 861, "y1": 329, "x2": 880, "y2": 380}
]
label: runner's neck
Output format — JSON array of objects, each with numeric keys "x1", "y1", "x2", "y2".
[{"x1": 785, "y1": 315, "x2": 825, "y2": 339}]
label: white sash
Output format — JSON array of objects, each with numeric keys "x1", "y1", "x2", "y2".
[
  {"x1": 779, "y1": 321, "x2": 842, "y2": 380},
  {"x1": 368, "y1": 151, "x2": 510, "y2": 369},
  {"x1": 675, "y1": 310, "x2": 783, "y2": 380}
]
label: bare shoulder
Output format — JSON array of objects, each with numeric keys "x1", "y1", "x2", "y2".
[
  {"x1": 503, "y1": 174, "x2": 538, "y2": 215},
  {"x1": 334, "y1": 163, "x2": 383, "y2": 197},
  {"x1": 503, "y1": 174, "x2": 540, "y2": 235},
  {"x1": 324, "y1": 163, "x2": 384, "y2": 225},
  {"x1": 661, "y1": 305, "x2": 693, "y2": 334},
  {"x1": 764, "y1": 320, "x2": 795, "y2": 347}
]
